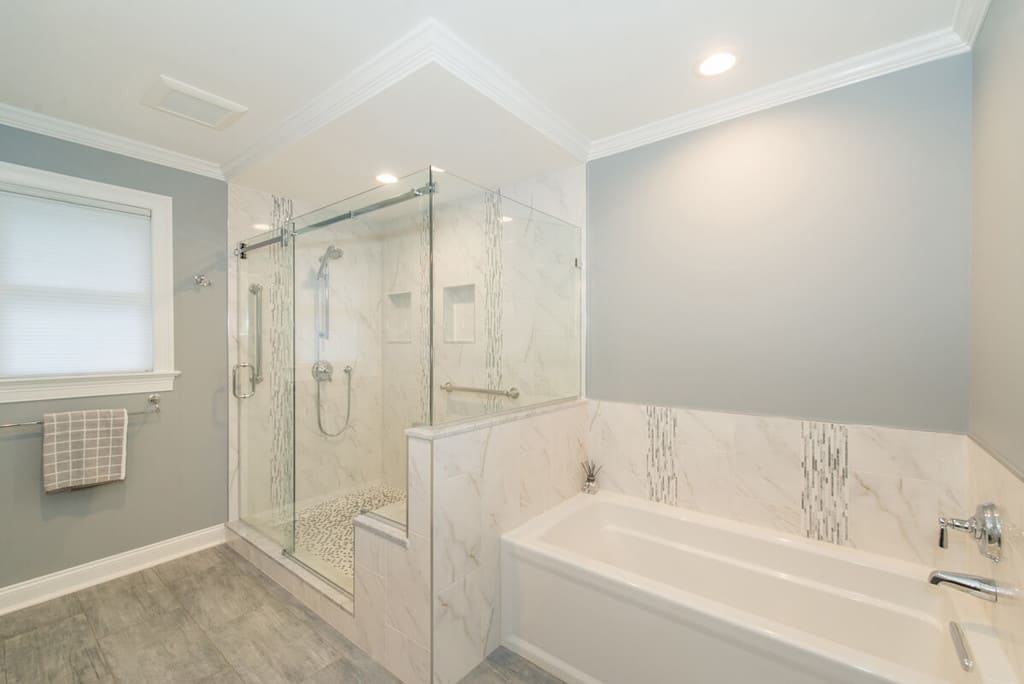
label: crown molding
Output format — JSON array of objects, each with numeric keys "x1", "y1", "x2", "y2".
[
  {"x1": 427, "y1": 21, "x2": 590, "y2": 160},
  {"x1": 223, "y1": 18, "x2": 590, "y2": 178},
  {"x1": 588, "y1": 28, "x2": 970, "y2": 161},
  {"x1": 0, "y1": 102, "x2": 224, "y2": 180},
  {"x1": 952, "y1": 0, "x2": 992, "y2": 46},
  {"x1": 222, "y1": 20, "x2": 438, "y2": 178}
]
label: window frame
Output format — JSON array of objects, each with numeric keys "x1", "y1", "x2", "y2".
[{"x1": 0, "y1": 161, "x2": 178, "y2": 403}]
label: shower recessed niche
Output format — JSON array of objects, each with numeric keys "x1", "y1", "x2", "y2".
[
  {"x1": 385, "y1": 291, "x2": 412, "y2": 343},
  {"x1": 443, "y1": 284, "x2": 475, "y2": 343}
]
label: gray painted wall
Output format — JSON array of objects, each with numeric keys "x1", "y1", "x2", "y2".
[
  {"x1": 970, "y1": 1, "x2": 1024, "y2": 477},
  {"x1": 0, "y1": 125, "x2": 228, "y2": 587},
  {"x1": 587, "y1": 55, "x2": 972, "y2": 432}
]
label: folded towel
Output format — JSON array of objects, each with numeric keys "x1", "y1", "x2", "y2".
[{"x1": 42, "y1": 409, "x2": 127, "y2": 493}]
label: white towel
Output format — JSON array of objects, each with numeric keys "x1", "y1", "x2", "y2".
[{"x1": 42, "y1": 409, "x2": 127, "y2": 493}]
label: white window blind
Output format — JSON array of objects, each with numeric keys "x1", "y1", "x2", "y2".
[{"x1": 0, "y1": 188, "x2": 154, "y2": 378}]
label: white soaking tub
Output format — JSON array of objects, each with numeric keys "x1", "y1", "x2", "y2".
[{"x1": 500, "y1": 492, "x2": 991, "y2": 684}]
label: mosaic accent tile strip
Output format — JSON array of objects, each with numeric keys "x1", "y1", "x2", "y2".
[
  {"x1": 645, "y1": 405, "x2": 679, "y2": 505},
  {"x1": 483, "y1": 191, "x2": 504, "y2": 412},
  {"x1": 801, "y1": 421, "x2": 849, "y2": 543},
  {"x1": 269, "y1": 196, "x2": 295, "y2": 524},
  {"x1": 279, "y1": 484, "x2": 406, "y2": 581},
  {"x1": 418, "y1": 198, "x2": 432, "y2": 421}
]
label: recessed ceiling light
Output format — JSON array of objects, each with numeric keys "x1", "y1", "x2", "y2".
[
  {"x1": 252, "y1": 223, "x2": 270, "y2": 231},
  {"x1": 376, "y1": 173, "x2": 398, "y2": 184},
  {"x1": 697, "y1": 52, "x2": 737, "y2": 76},
  {"x1": 500, "y1": 216, "x2": 513, "y2": 223}
]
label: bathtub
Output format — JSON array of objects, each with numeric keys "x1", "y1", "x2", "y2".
[{"x1": 500, "y1": 492, "x2": 990, "y2": 684}]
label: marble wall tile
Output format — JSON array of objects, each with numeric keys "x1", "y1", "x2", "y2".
[
  {"x1": 846, "y1": 471, "x2": 938, "y2": 564},
  {"x1": 967, "y1": 439, "x2": 1024, "y2": 680},
  {"x1": 430, "y1": 401, "x2": 588, "y2": 684},
  {"x1": 352, "y1": 567, "x2": 386, "y2": 661},
  {"x1": 385, "y1": 532, "x2": 431, "y2": 651},
  {"x1": 584, "y1": 399, "x2": 970, "y2": 568},
  {"x1": 385, "y1": 625, "x2": 431, "y2": 684}
]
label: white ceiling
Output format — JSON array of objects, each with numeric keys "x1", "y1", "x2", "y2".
[{"x1": 0, "y1": 0, "x2": 986, "y2": 204}]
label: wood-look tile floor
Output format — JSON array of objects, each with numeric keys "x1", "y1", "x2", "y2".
[{"x1": 0, "y1": 545, "x2": 561, "y2": 684}]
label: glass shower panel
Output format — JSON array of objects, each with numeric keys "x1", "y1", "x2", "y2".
[
  {"x1": 236, "y1": 230, "x2": 294, "y2": 549},
  {"x1": 431, "y1": 172, "x2": 582, "y2": 424},
  {"x1": 287, "y1": 170, "x2": 431, "y2": 591}
]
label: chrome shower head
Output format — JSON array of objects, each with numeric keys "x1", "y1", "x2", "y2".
[{"x1": 317, "y1": 245, "x2": 343, "y2": 278}]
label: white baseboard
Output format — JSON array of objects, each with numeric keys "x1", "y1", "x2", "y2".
[
  {"x1": 502, "y1": 635, "x2": 602, "y2": 684},
  {"x1": 0, "y1": 524, "x2": 227, "y2": 616}
]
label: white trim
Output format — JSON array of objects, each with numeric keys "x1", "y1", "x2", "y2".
[
  {"x1": 223, "y1": 20, "x2": 437, "y2": 178},
  {"x1": 0, "y1": 161, "x2": 178, "y2": 404},
  {"x1": 223, "y1": 18, "x2": 590, "y2": 178},
  {"x1": 0, "y1": 524, "x2": 226, "y2": 616},
  {"x1": 952, "y1": 0, "x2": 992, "y2": 46},
  {"x1": 428, "y1": 20, "x2": 590, "y2": 160},
  {"x1": 0, "y1": 102, "x2": 224, "y2": 180},
  {"x1": 0, "y1": 371, "x2": 180, "y2": 404},
  {"x1": 587, "y1": 28, "x2": 971, "y2": 160}
]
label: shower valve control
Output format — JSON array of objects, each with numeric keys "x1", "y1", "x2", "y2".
[{"x1": 311, "y1": 360, "x2": 335, "y2": 382}]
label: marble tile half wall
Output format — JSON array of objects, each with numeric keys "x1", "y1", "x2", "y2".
[
  {"x1": 585, "y1": 399, "x2": 970, "y2": 568},
  {"x1": 426, "y1": 400, "x2": 588, "y2": 684}
]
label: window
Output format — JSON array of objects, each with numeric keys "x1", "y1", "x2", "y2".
[{"x1": 0, "y1": 161, "x2": 177, "y2": 403}]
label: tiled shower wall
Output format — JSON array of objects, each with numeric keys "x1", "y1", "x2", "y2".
[{"x1": 586, "y1": 399, "x2": 969, "y2": 567}]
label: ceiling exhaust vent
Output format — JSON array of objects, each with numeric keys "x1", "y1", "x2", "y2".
[{"x1": 143, "y1": 75, "x2": 247, "y2": 130}]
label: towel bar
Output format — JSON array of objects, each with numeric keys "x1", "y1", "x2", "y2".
[{"x1": 0, "y1": 394, "x2": 161, "y2": 430}]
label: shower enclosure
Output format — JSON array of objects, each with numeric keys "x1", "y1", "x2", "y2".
[{"x1": 234, "y1": 167, "x2": 581, "y2": 593}]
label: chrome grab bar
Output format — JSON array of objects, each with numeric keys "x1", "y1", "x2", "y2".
[
  {"x1": 233, "y1": 363, "x2": 255, "y2": 399},
  {"x1": 439, "y1": 382, "x2": 520, "y2": 399},
  {"x1": 249, "y1": 284, "x2": 264, "y2": 383},
  {"x1": 949, "y1": 621, "x2": 974, "y2": 672}
]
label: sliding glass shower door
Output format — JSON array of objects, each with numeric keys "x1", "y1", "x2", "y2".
[
  {"x1": 285, "y1": 169, "x2": 432, "y2": 591},
  {"x1": 235, "y1": 228, "x2": 295, "y2": 550}
]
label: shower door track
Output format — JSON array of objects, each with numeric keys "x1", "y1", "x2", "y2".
[
  {"x1": 237, "y1": 183, "x2": 436, "y2": 259},
  {"x1": 293, "y1": 183, "x2": 435, "y2": 235}
]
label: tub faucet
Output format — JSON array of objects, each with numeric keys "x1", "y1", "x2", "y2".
[{"x1": 928, "y1": 571, "x2": 999, "y2": 602}]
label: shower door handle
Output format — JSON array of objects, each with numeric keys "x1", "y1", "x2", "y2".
[
  {"x1": 233, "y1": 363, "x2": 256, "y2": 399},
  {"x1": 249, "y1": 284, "x2": 264, "y2": 383}
]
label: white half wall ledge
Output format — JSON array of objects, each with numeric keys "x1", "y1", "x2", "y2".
[
  {"x1": 587, "y1": 28, "x2": 973, "y2": 160},
  {"x1": 0, "y1": 524, "x2": 227, "y2": 616},
  {"x1": 0, "y1": 103, "x2": 225, "y2": 180}
]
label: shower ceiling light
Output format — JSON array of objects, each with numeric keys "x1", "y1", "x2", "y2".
[
  {"x1": 500, "y1": 216, "x2": 513, "y2": 223},
  {"x1": 376, "y1": 173, "x2": 398, "y2": 184},
  {"x1": 697, "y1": 52, "x2": 737, "y2": 76}
]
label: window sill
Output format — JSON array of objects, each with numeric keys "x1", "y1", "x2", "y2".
[{"x1": 0, "y1": 371, "x2": 180, "y2": 404}]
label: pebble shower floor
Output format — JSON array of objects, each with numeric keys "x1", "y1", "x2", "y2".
[{"x1": 278, "y1": 483, "x2": 405, "y2": 580}]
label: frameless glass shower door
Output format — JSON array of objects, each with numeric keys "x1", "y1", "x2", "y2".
[
  {"x1": 285, "y1": 169, "x2": 432, "y2": 590},
  {"x1": 235, "y1": 227, "x2": 295, "y2": 549},
  {"x1": 234, "y1": 166, "x2": 582, "y2": 595}
]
